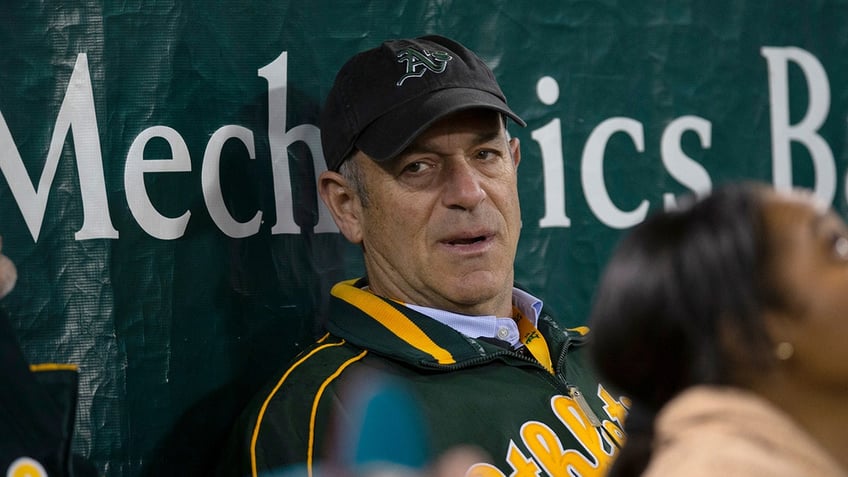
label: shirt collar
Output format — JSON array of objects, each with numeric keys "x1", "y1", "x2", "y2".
[{"x1": 405, "y1": 288, "x2": 543, "y2": 349}]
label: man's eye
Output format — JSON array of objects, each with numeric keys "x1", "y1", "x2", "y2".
[{"x1": 402, "y1": 161, "x2": 429, "y2": 174}]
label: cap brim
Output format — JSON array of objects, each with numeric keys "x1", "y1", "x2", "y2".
[{"x1": 354, "y1": 87, "x2": 526, "y2": 162}]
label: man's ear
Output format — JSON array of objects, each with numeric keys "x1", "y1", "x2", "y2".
[
  {"x1": 317, "y1": 170, "x2": 364, "y2": 244},
  {"x1": 509, "y1": 137, "x2": 521, "y2": 169}
]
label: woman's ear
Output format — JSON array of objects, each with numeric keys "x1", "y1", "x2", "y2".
[
  {"x1": 317, "y1": 170, "x2": 364, "y2": 244},
  {"x1": 761, "y1": 309, "x2": 799, "y2": 360},
  {"x1": 719, "y1": 309, "x2": 790, "y2": 383}
]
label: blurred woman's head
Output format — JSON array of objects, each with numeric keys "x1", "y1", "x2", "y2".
[
  {"x1": 590, "y1": 183, "x2": 775, "y2": 406},
  {"x1": 588, "y1": 181, "x2": 848, "y2": 474}
]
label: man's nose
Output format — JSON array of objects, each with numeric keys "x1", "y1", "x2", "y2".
[{"x1": 441, "y1": 159, "x2": 486, "y2": 210}]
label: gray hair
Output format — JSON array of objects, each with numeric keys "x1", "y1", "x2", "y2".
[{"x1": 338, "y1": 155, "x2": 370, "y2": 207}]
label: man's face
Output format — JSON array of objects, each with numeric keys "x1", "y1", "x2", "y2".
[{"x1": 352, "y1": 109, "x2": 522, "y2": 317}]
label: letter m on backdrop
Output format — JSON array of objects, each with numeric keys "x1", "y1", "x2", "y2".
[{"x1": 0, "y1": 53, "x2": 118, "y2": 241}]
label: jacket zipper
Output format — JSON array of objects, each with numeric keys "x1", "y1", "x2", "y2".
[
  {"x1": 566, "y1": 384, "x2": 602, "y2": 427},
  {"x1": 418, "y1": 347, "x2": 543, "y2": 371},
  {"x1": 552, "y1": 336, "x2": 603, "y2": 427}
]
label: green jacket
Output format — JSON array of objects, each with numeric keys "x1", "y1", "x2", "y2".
[{"x1": 219, "y1": 279, "x2": 627, "y2": 477}]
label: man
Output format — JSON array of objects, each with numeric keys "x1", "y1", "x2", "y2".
[
  {"x1": 220, "y1": 35, "x2": 626, "y2": 477},
  {"x1": 0, "y1": 239, "x2": 96, "y2": 476}
]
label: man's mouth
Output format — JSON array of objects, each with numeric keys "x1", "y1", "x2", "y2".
[{"x1": 446, "y1": 235, "x2": 489, "y2": 246}]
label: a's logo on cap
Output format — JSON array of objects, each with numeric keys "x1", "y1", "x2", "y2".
[{"x1": 395, "y1": 47, "x2": 453, "y2": 86}]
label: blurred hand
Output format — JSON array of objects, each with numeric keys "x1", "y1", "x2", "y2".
[
  {"x1": 428, "y1": 446, "x2": 491, "y2": 477},
  {"x1": 0, "y1": 237, "x2": 17, "y2": 299}
]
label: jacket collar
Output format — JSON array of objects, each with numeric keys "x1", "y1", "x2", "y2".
[{"x1": 326, "y1": 279, "x2": 585, "y2": 369}]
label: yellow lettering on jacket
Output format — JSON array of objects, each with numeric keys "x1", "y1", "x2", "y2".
[
  {"x1": 468, "y1": 441, "x2": 541, "y2": 477},
  {"x1": 550, "y1": 395, "x2": 614, "y2": 475},
  {"x1": 597, "y1": 386, "x2": 629, "y2": 447},
  {"x1": 506, "y1": 440, "x2": 542, "y2": 477},
  {"x1": 521, "y1": 420, "x2": 601, "y2": 476},
  {"x1": 598, "y1": 386, "x2": 630, "y2": 427},
  {"x1": 466, "y1": 385, "x2": 627, "y2": 477},
  {"x1": 466, "y1": 463, "x2": 506, "y2": 477}
]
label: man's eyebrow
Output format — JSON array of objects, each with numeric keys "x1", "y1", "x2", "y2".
[{"x1": 474, "y1": 129, "x2": 504, "y2": 144}]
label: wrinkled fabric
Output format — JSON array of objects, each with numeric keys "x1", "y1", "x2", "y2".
[{"x1": 4, "y1": 2, "x2": 848, "y2": 475}]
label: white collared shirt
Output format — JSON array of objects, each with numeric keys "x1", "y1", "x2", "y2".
[{"x1": 406, "y1": 288, "x2": 543, "y2": 350}]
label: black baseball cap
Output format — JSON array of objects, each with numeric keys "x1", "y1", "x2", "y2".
[{"x1": 320, "y1": 35, "x2": 526, "y2": 171}]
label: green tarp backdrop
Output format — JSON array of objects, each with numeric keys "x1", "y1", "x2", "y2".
[{"x1": 1, "y1": 1, "x2": 846, "y2": 475}]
